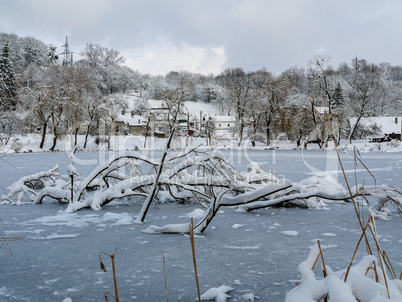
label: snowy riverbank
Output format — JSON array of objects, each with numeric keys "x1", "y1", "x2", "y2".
[{"x1": 2, "y1": 133, "x2": 402, "y2": 154}]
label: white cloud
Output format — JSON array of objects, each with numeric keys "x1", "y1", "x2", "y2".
[
  {"x1": 2, "y1": 0, "x2": 402, "y2": 74},
  {"x1": 122, "y1": 36, "x2": 226, "y2": 76}
]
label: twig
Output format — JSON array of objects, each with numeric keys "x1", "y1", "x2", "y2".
[
  {"x1": 163, "y1": 253, "x2": 168, "y2": 302},
  {"x1": 189, "y1": 218, "x2": 201, "y2": 302}
]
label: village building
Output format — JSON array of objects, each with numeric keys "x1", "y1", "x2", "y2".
[
  {"x1": 110, "y1": 94, "x2": 238, "y2": 139},
  {"x1": 350, "y1": 116, "x2": 402, "y2": 142},
  {"x1": 211, "y1": 115, "x2": 237, "y2": 130},
  {"x1": 112, "y1": 110, "x2": 147, "y2": 135}
]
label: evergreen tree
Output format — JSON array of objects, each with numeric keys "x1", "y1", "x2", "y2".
[
  {"x1": 331, "y1": 82, "x2": 344, "y2": 108},
  {"x1": 0, "y1": 42, "x2": 16, "y2": 108},
  {"x1": 47, "y1": 45, "x2": 59, "y2": 65}
]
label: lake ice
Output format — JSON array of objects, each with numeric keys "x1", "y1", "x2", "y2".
[{"x1": 0, "y1": 150, "x2": 401, "y2": 301}]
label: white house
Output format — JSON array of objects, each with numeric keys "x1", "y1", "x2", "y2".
[
  {"x1": 349, "y1": 116, "x2": 402, "y2": 141},
  {"x1": 211, "y1": 115, "x2": 237, "y2": 130}
]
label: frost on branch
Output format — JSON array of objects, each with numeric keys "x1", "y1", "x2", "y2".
[{"x1": 1, "y1": 165, "x2": 63, "y2": 204}]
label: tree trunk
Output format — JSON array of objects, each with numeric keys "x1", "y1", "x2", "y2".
[
  {"x1": 39, "y1": 122, "x2": 47, "y2": 149},
  {"x1": 296, "y1": 131, "x2": 302, "y2": 148},
  {"x1": 83, "y1": 128, "x2": 90, "y2": 149},
  {"x1": 136, "y1": 129, "x2": 175, "y2": 223},
  {"x1": 144, "y1": 117, "x2": 151, "y2": 149},
  {"x1": 74, "y1": 127, "x2": 79, "y2": 147},
  {"x1": 348, "y1": 114, "x2": 363, "y2": 144},
  {"x1": 265, "y1": 112, "x2": 272, "y2": 146},
  {"x1": 50, "y1": 134, "x2": 58, "y2": 151},
  {"x1": 238, "y1": 122, "x2": 244, "y2": 147}
]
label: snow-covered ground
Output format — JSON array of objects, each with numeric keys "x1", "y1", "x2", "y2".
[
  {"x1": 0, "y1": 150, "x2": 401, "y2": 301},
  {"x1": 2, "y1": 133, "x2": 402, "y2": 155}
]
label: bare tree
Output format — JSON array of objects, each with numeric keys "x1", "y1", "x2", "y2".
[
  {"x1": 347, "y1": 58, "x2": 385, "y2": 143},
  {"x1": 218, "y1": 68, "x2": 251, "y2": 146}
]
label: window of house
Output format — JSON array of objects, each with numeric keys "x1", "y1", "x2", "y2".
[
  {"x1": 228, "y1": 124, "x2": 230, "y2": 127},
  {"x1": 219, "y1": 123, "x2": 221, "y2": 127},
  {"x1": 115, "y1": 126, "x2": 119, "y2": 133}
]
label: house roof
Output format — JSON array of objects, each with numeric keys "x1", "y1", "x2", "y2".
[
  {"x1": 349, "y1": 116, "x2": 402, "y2": 135},
  {"x1": 115, "y1": 114, "x2": 147, "y2": 126},
  {"x1": 184, "y1": 101, "x2": 221, "y2": 116},
  {"x1": 212, "y1": 115, "x2": 237, "y2": 122},
  {"x1": 314, "y1": 106, "x2": 329, "y2": 114}
]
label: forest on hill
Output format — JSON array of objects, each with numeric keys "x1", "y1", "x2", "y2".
[{"x1": 1, "y1": 32, "x2": 402, "y2": 150}]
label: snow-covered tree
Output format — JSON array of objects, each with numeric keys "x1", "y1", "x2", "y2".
[
  {"x1": 346, "y1": 58, "x2": 385, "y2": 143},
  {"x1": 47, "y1": 45, "x2": 59, "y2": 65},
  {"x1": 0, "y1": 42, "x2": 16, "y2": 109},
  {"x1": 217, "y1": 68, "x2": 252, "y2": 146}
]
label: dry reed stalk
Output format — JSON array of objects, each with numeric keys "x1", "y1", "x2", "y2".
[
  {"x1": 365, "y1": 260, "x2": 379, "y2": 283},
  {"x1": 317, "y1": 240, "x2": 327, "y2": 278},
  {"x1": 0, "y1": 218, "x2": 24, "y2": 256},
  {"x1": 163, "y1": 253, "x2": 168, "y2": 302},
  {"x1": 366, "y1": 221, "x2": 391, "y2": 299},
  {"x1": 311, "y1": 251, "x2": 321, "y2": 270},
  {"x1": 327, "y1": 119, "x2": 372, "y2": 254},
  {"x1": 383, "y1": 250, "x2": 397, "y2": 279},
  {"x1": 99, "y1": 249, "x2": 120, "y2": 302},
  {"x1": 345, "y1": 216, "x2": 373, "y2": 282},
  {"x1": 110, "y1": 253, "x2": 119, "y2": 302},
  {"x1": 189, "y1": 218, "x2": 201, "y2": 302},
  {"x1": 373, "y1": 260, "x2": 379, "y2": 282}
]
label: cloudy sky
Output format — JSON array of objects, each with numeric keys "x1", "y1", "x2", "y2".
[{"x1": 1, "y1": 0, "x2": 401, "y2": 76}]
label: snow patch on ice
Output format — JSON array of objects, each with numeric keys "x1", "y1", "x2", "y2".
[
  {"x1": 183, "y1": 208, "x2": 205, "y2": 220},
  {"x1": 200, "y1": 285, "x2": 233, "y2": 302},
  {"x1": 233, "y1": 279, "x2": 242, "y2": 285},
  {"x1": 143, "y1": 223, "x2": 190, "y2": 234},
  {"x1": 281, "y1": 230, "x2": 299, "y2": 236},
  {"x1": 44, "y1": 234, "x2": 79, "y2": 240},
  {"x1": 321, "y1": 232, "x2": 337, "y2": 237},
  {"x1": 232, "y1": 223, "x2": 246, "y2": 229},
  {"x1": 242, "y1": 292, "x2": 257, "y2": 301},
  {"x1": 26, "y1": 212, "x2": 134, "y2": 228},
  {"x1": 224, "y1": 245, "x2": 260, "y2": 250},
  {"x1": 102, "y1": 212, "x2": 134, "y2": 226}
]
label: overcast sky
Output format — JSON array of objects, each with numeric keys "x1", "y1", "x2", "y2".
[{"x1": 1, "y1": 0, "x2": 401, "y2": 76}]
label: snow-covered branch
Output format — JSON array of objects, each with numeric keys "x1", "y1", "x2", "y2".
[{"x1": 1, "y1": 165, "x2": 61, "y2": 204}]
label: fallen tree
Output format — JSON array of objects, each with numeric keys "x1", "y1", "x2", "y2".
[{"x1": 2, "y1": 149, "x2": 401, "y2": 233}]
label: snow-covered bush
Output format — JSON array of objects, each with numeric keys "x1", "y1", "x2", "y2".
[{"x1": 10, "y1": 139, "x2": 23, "y2": 153}]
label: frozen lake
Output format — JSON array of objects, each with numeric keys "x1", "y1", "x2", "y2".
[{"x1": 0, "y1": 150, "x2": 401, "y2": 301}]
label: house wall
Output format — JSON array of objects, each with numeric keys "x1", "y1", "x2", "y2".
[
  {"x1": 129, "y1": 125, "x2": 146, "y2": 135},
  {"x1": 214, "y1": 121, "x2": 236, "y2": 130},
  {"x1": 111, "y1": 121, "x2": 126, "y2": 135}
]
